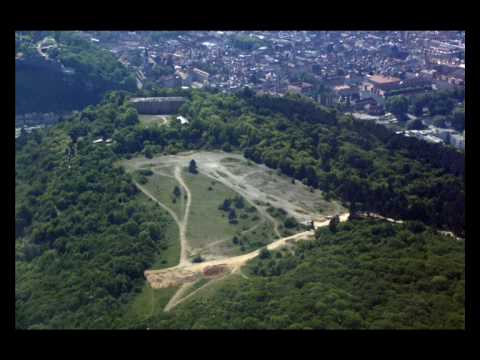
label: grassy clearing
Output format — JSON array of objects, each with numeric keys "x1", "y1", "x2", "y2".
[
  {"x1": 180, "y1": 278, "x2": 212, "y2": 299},
  {"x1": 125, "y1": 283, "x2": 179, "y2": 321},
  {"x1": 138, "y1": 114, "x2": 171, "y2": 128},
  {"x1": 266, "y1": 205, "x2": 310, "y2": 237},
  {"x1": 183, "y1": 170, "x2": 265, "y2": 255},
  {"x1": 151, "y1": 219, "x2": 180, "y2": 269},
  {"x1": 142, "y1": 173, "x2": 185, "y2": 221},
  {"x1": 230, "y1": 220, "x2": 278, "y2": 255},
  {"x1": 174, "y1": 273, "x2": 244, "y2": 311}
]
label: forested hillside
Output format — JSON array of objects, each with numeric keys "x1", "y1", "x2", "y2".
[
  {"x1": 15, "y1": 31, "x2": 136, "y2": 114},
  {"x1": 15, "y1": 88, "x2": 465, "y2": 329},
  {"x1": 140, "y1": 220, "x2": 464, "y2": 329},
  {"x1": 111, "y1": 87, "x2": 464, "y2": 237},
  {"x1": 15, "y1": 94, "x2": 172, "y2": 329}
]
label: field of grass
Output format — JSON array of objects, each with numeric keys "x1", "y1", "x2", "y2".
[
  {"x1": 180, "y1": 278, "x2": 212, "y2": 299},
  {"x1": 150, "y1": 219, "x2": 180, "y2": 269},
  {"x1": 224, "y1": 220, "x2": 278, "y2": 255},
  {"x1": 124, "y1": 283, "x2": 179, "y2": 322},
  {"x1": 174, "y1": 273, "x2": 244, "y2": 312},
  {"x1": 138, "y1": 114, "x2": 171, "y2": 128},
  {"x1": 183, "y1": 170, "x2": 267, "y2": 255},
  {"x1": 143, "y1": 173, "x2": 185, "y2": 221}
]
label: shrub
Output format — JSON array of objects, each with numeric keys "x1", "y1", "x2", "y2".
[
  {"x1": 284, "y1": 217, "x2": 298, "y2": 229},
  {"x1": 259, "y1": 247, "x2": 271, "y2": 259},
  {"x1": 138, "y1": 169, "x2": 153, "y2": 176}
]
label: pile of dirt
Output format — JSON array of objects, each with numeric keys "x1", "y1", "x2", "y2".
[
  {"x1": 203, "y1": 264, "x2": 229, "y2": 277},
  {"x1": 145, "y1": 268, "x2": 199, "y2": 289}
]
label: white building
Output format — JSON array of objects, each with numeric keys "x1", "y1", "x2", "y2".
[{"x1": 176, "y1": 116, "x2": 189, "y2": 125}]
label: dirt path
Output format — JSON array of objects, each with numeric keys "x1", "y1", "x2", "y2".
[
  {"x1": 143, "y1": 212, "x2": 351, "y2": 311},
  {"x1": 135, "y1": 168, "x2": 192, "y2": 266},
  {"x1": 174, "y1": 166, "x2": 192, "y2": 265},
  {"x1": 159, "y1": 213, "x2": 349, "y2": 312},
  {"x1": 122, "y1": 151, "x2": 345, "y2": 226},
  {"x1": 164, "y1": 282, "x2": 194, "y2": 312},
  {"x1": 165, "y1": 276, "x2": 223, "y2": 312},
  {"x1": 260, "y1": 208, "x2": 282, "y2": 238},
  {"x1": 135, "y1": 182, "x2": 181, "y2": 225},
  {"x1": 240, "y1": 219, "x2": 265, "y2": 236}
]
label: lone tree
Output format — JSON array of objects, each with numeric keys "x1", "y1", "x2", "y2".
[
  {"x1": 329, "y1": 215, "x2": 340, "y2": 233},
  {"x1": 219, "y1": 198, "x2": 231, "y2": 211},
  {"x1": 189, "y1": 159, "x2": 198, "y2": 174},
  {"x1": 386, "y1": 95, "x2": 409, "y2": 122},
  {"x1": 259, "y1": 247, "x2": 271, "y2": 259},
  {"x1": 145, "y1": 147, "x2": 153, "y2": 159},
  {"x1": 173, "y1": 185, "x2": 181, "y2": 198},
  {"x1": 284, "y1": 217, "x2": 298, "y2": 229},
  {"x1": 228, "y1": 208, "x2": 238, "y2": 224},
  {"x1": 234, "y1": 196, "x2": 245, "y2": 209}
]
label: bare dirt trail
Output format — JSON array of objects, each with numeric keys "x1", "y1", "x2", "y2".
[
  {"x1": 260, "y1": 208, "x2": 282, "y2": 238},
  {"x1": 134, "y1": 166, "x2": 192, "y2": 267},
  {"x1": 143, "y1": 212, "x2": 351, "y2": 312},
  {"x1": 135, "y1": 182, "x2": 181, "y2": 226},
  {"x1": 158, "y1": 214, "x2": 351, "y2": 312},
  {"x1": 124, "y1": 152, "x2": 350, "y2": 312},
  {"x1": 239, "y1": 219, "x2": 265, "y2": 236},
  {"x1": 174, "y1": 166, "x2": 193, "y2": 265},
  {"x1": 165, "y1": 277, "x2": 222, "y2": 312},
  {"x1": 164, "y1": 282, "x2": 194, "y2": 312}
]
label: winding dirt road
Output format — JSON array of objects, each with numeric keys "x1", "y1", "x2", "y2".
[
  {"x1": 133, "y1": 159, "x2": 351, "y2": 312},
  {"x1": 135, "y1": 165, "x2": 192, "y2": 266},
  {"x1": 174, "y1": 166, "x2": 192, "y2": 265},
  {"x1": 144, "y1": 213, "x2": 351, "y2": 311}
]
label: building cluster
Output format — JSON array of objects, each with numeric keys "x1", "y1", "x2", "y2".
[
  {"x1": 21, "y1": 31, "x2": 464, "y2": 150},
  {"x1": 396, "y1": 126, "x2": 465, "y2": 150},
  {"x1": 89, "y1": 30, "x2": 464, "y2": 102}
]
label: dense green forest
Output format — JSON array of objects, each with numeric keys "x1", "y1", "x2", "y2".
[
  {"x1": 15, "y1": 87, "x2": 465, "y2": 329},
  {"x1": 15, "y1": 31, "x2": 136, "y2": 114},
  {"x1": 15, "y1": 95, "x2": 173, "y2": 329},
  {"x1": 138, "y1": 220, "x2": 464, "y2": 329}
]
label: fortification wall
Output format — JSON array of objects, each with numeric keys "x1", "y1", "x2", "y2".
[{"x1": 129, "y1": 97, "x2": 187, "y2": 114}]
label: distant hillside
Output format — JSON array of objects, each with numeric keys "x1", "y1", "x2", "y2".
[{"x1": 15, "y1": 31, "x2": 136, "y2": 114}]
